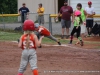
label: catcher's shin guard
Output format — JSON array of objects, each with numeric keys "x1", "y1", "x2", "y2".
[{"x1": 33, "y1": 69, "x2": 38, "y2": 75}]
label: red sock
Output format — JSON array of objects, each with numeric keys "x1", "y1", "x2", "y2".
[
  {"x1": 17, "y1": 73, "x2": 23, "y2": 75},
  {"x1": 70, "y1": 36, "x2": 73, "y2": 40},
  {"x1": 33, "y1": 69, "x2": 38, "y2": 75}
]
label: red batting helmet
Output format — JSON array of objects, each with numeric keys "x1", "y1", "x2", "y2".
[
  {"x1": 23, "y1": 20, "x2": 35, "y2": 31},
  {"x1": 88, "y1": 1, "x2": 92, "y2": 5}
]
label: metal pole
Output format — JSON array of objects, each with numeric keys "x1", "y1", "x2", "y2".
[
  {"x1": 20, "y1": 13, "x2": 23, "y2": 31},
  {"x1": 2, "y1": 12, "x2": 5, "y2": 30},
  {"x1": 49, "y1": 14, "x2": 52, "y2": 34}
]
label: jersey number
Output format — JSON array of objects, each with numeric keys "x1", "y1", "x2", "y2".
[{"x1": 23, "y1": 40, "x2": 34, "y2": 49}]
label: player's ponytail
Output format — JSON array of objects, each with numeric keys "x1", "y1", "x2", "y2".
[
  {"x1": 26, "y1": 32, "x2": 30, "y2": 49},
  {"x1": 79, "y1": 16, "x2": 83, "y2": 24},
  {"x1": 24, "y1": 31, "x2": 33, "y2": 49}
]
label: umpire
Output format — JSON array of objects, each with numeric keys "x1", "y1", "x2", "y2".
[{"x1": 19, "y1": 3, "x2": 29, "y2": 23}]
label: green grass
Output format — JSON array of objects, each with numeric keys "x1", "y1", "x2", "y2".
[
  {"x1": 0, "y1": 16, "x2": 18, "y2": 23},
  {"x1": 0, "y1": 30, "x2": 100, "y2": 46},
  {"x1": 42, "y1": 37, "x2": 76, "y2": 44},
  {"x1": 0, "y1": 31, "x2": 72, "y2": 44},
  {"x1": 0, "y1": 31, "x2": 21, "y2": 41}
]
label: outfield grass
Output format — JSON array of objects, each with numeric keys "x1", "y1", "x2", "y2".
[
  {"x1": 0, "y1": 31, "x2": 76, "y2": 44},
  {"x1": 42, "y1": 37, "x2": 77, "y2": 44},
  {"x1": 0, "y1": 32, "x2": 21, "y2": 41},
  {"x1": 0, "y1": 31, "x2": 100, "y2": 45}
]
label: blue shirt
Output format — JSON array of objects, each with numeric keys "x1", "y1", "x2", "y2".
[{"x1": 19, "y1": 7, "x2": 29, "y2": 16}]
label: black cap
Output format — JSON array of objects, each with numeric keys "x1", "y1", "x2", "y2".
[
  {"x1": 64, "y1": 0, "x2": 68, "y2": 3},
  {"x1": 39, "y1": 3, "x2": 42, "y2": 6}
]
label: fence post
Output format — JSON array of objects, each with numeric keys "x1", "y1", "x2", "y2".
[
  {"x1": 20, "y1": 14, "x2": 23, "y2": 31},
  {"x1": 2, "y1": 12, "x2": 5, "y2": 30},
  {"x1": 49, "y1": 14, "x2": 52, "y2": 34}
]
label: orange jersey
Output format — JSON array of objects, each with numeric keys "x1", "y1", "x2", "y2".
[
  {"x1": 37, "y1": 26, "x2": 50, "y2": 36},
  {"x1": 21, "y1": 34, "x2": 36, "y2": 50}
]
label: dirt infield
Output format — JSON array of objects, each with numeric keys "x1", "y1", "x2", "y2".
[{"x1": 0, "y1": 41, "x2": 100, "y2": 75}]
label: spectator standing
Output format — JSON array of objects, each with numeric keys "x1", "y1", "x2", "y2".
[
  {"x1": 85, "y1": 1, "x2": 95, "y2": 37},
  {"x1": 57, "y1": 0, "x2": 73, "y2": 39},
  {"x1": 19, "y1": 3, "x2": 29, "y2": 23},
  {"x1": 37, "y1": 3, "x2": 45, "y2": 25}
]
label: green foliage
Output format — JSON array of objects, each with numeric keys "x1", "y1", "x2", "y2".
[{"x1": 0, "y1": 0, "x2": 17, "y2": 14}]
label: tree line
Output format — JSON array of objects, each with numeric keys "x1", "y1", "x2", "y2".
[{"x1": 0, "y1": 0, "x2": 17, "y2": 14}]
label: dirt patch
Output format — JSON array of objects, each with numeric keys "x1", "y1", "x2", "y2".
[
  {"x1": 67, "y1": 36, "x2": 100, "y2": 49},
  {"x1": 0, "y1": 41, "x2": 100, "y2": 75},
  {"x1": 83, "y1": 36, "x2": 100, "y2": 42},
  {"x1": 72, "y1": 36, "x2": 100, "y2": 42}
]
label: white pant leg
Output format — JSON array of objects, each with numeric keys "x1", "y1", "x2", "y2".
[
  {"x1": 29, "y1": 49, "x2": 37, "y2": 70},
  {"x1": 18, "y1": 50, "x2": 29, "y2": 73}
]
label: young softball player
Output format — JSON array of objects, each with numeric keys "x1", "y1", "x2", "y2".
[
  {"x1": 34, "y1": 23, "x2": 61, "y2": 46},
  {"x1": 69, "y1": 10, "x2": 84, "y2": 46},
  {"x1": 76, "y1": 3, "x2": 87, "y2": 38},
  {"x1": 17, "y1": 20, "x2": 44, "y2": 75}
]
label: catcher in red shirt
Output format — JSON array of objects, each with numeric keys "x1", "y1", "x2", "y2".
[{"x1": 34, "y1": 23, "x2": 61, "y2": 46}]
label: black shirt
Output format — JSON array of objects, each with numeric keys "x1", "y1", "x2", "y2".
[{"x1": 19, "y1": 7, "x2": 29, "y2": 16}]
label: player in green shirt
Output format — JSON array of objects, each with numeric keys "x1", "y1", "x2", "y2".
[{"x1": 69, "y1": 10, "x2": 84, "y2": 46}]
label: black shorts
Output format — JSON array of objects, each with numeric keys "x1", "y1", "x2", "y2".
[
  {"x1": 86, "y1": 19, "x2": 94, "y2": 28},
  {"x1": 61, "y1": 19, "x2": 71, "y2": 28}
]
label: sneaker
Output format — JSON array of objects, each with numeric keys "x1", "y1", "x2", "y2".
[
  {"x1": 58, "y1": 42, "x2": 61, "y2": 45},
  {"x1": 61, "y1": 35, "x2": 64, "y2": 39},
  {"x1": 80, "y1": 41, "x2": 84, "y2": 46},
  {"x1": 75, "y1": 42, "x2": 80, "y2": 45},
  {"x1": 66, "y1": 35, "x2": 69, "y2": 39}
]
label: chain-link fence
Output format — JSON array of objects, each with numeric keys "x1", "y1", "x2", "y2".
[
  {"x1": 0, "y1": 13, "x2": 62, "y2": 35},
  {"x1": 0, "y1": 12, "x2": 100, "y2": 35},
  {"x1": 28, "y1": 13, "x2": 63, "y2": 35},
  {"x1": 0, "y1": 15, "x2": 21, "y2": 30}
]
